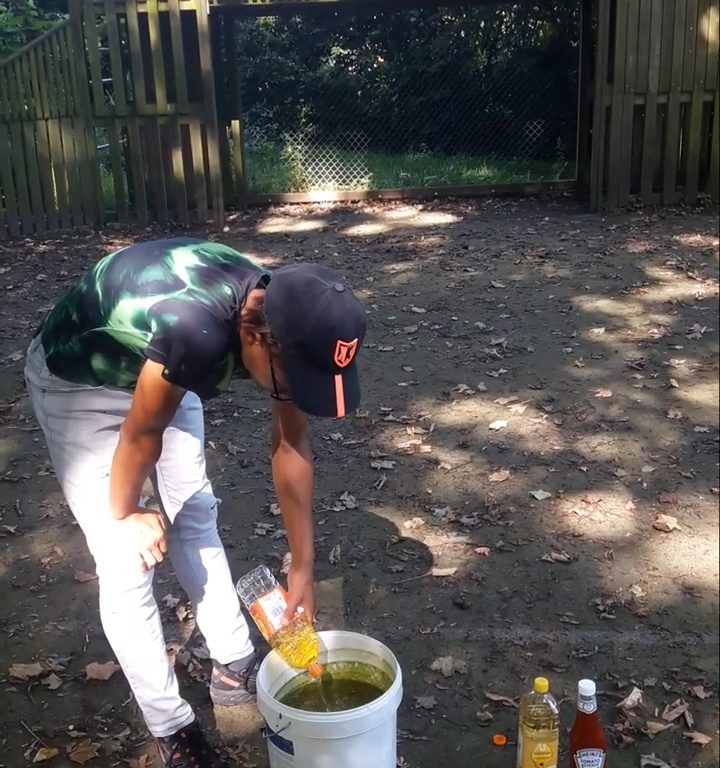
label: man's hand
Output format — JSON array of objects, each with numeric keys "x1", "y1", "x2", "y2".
[
  {"x1": 118, "y1": 510, "x2": 168, "y2": 571},
  {"x1": 284, "y1": 560, "x2": 315, "y2": 622}
]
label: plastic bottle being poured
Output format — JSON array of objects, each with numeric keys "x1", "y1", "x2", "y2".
[{"x1": 237, "y1": 565, "x2": 324, "y2": 679}]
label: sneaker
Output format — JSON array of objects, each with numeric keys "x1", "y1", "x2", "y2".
[
  {"x1": 209, "y1": 651, "x2": 263, "y2": 707},
  {"x1": 156, "y1": 720, "x2": 218, "y2": 768}
]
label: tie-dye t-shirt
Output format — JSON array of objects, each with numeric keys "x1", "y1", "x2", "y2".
[{"x1": 38, "y1": 238, "x2": 269, "y2": 399}]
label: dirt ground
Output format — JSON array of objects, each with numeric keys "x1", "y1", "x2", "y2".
[{"x1": 0, "y1": 197, "x2": 718, "y2": 768}]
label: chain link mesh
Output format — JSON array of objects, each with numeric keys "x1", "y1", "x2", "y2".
[{"x1": 228, "y1": 2, "x2": 580, "y2": 195}]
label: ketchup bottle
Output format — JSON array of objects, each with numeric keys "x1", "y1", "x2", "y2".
[{"x1": 568, "y1": 679, "x2": 608, "y2": 768}]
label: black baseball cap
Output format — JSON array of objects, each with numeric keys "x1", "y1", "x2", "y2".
[{"x1": 264, "y1": 264, "x2": 367, "y2": 418}]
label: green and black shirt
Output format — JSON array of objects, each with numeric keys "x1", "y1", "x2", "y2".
[{"x1": 38, "y1": 238, "x2": 269, "y2": 399}]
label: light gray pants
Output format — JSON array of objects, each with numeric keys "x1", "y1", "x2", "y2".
[{"x1": 24, "y1": 336, "x2": 253, "y2": 737}]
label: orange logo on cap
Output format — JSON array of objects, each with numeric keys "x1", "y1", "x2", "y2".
[{"x1": 334, "y1": 338, "x2": 358, "y2": 368}]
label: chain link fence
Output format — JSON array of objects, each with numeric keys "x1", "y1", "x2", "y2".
[{"x1": 218, "y1": 2, "x2": 580, "y2": 196}]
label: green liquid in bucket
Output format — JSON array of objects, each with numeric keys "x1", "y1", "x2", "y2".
[{"x1": 277, "y1": 661, "x2": 393, "y2": 712}]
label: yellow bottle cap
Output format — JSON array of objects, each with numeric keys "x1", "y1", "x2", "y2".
[
  {"x1": 308, "y1": 663, "x2": 324, "y2": 679},
  {"x1": 534, "y1": 677, "x2": 549, "y2": 694}
]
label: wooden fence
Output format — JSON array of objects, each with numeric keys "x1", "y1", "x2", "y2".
[
  {"x1": 590, "y1": 0, "x2": 719, "y2": 209},
  {"x1": 0, "y1": 20, "x2": 102, "y2": 235},
  {"x1": 0, "y1": 0, "x2": 224, "y2": 237},
  {"x1": 0, "y1": 0, "x2": 718, "y2": 237}
]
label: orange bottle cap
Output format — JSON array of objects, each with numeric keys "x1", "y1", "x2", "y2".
[
  {"x1": 492, "y1": 734, "x2": 507, "y2": 747},
  {"x1": 308, "y1": 663, "x2": 324, "y2": 679}
]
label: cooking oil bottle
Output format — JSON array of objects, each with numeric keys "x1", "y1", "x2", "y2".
[
  {"x1": 236, "y1": 564, "x2": 323, "y2": 678},
  {"x1": 516, "y1": 677, "x2": 560, "y2": 768}
]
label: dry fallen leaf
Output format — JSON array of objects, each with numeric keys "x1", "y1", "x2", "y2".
[
  {"x1": 488, "y1": 468, "x2": 511, "y2": 483},
  {"x1": 161, "y1": 594, "x2": 180, "y2": 608},
  {"x1": 414, "y1": 695, "x2": 437, "y2": 710},
  {"x1": 644, "y1": 720, "x2": 674, "y2": 737},
  {"x1": 371, "y1": 459, "x2": 396, "y2": 471},
  {"x1": 85, "y1": 661, "x2": 121, "y2": 682},
  {"x1": 430, "y1": 656, "x2": 468, "y2": 677},
  {"x1": 329, "y1": 544, "x2": 341, "y2": 565},
  {"x1": 128, "y1": 756, "x2": 155, "y2": 768},
  {"x1": 403, "y1": 517, "x2": 426, "y2": 530},
  {"x1": 640, "y1": 755, "x2": 671, "y2": 768},
  {"x1": 488, "y1": 419, "x2": 508, "y2": 431},
  {"x1": 68, "y1": 739, "x2": 100, "y2": 764},
  {"x1": 73, "y1": 570, "x2": 97, "y2": 584},
  {"x1": 618, "y1": 687, "x2": 644, "y2": 710},
  {"x1": 41, "y1": 672, "x2": 63, "y2": 691},
  {"x1": 661, "y1": 699, "x2": 689, "y2": 722},
  {"x1": 33, "y1": 747, "x2": 60, "y2": 763},
  {"x1": 484, "y1": 691, "x2": 518, "y2": 708},
  {"x1": 653, "y1": 514, "x2": 682, "y2": 533},
  {"x1": 594, "y1": 388, "x2": 613, "y2": 398},
  {"x1": 665, "y1": 407, "x2": 683, "y2": 420},
  {"x1": 476, "y1": 710, "x2": 494, "y2": 726},
  {"x1": 689, "y1": 685, "x2": 712, "y2": 700},
  {"x1": 431, "y1": 567, "x2": 457, "y2": 578},
  {"x1": 9, "y1": 662, "x2": 44, "y2": 680},
  {"x1": 683, "y1": 731, "x2": 712, "y2": 746},
  {"x1": 474, "y1": 546, "x2": 491, "y2": 556},
  {"x1": 541, "y1": 551, "x2": 573, "y2": 564},
  {"x1": 529, "y1": 490, "x2": 552, "y2": 501}
]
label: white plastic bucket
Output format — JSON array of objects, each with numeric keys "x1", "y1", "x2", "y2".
[{"x1": 256, "y1": 630, "x2": 403, "y2": 768}]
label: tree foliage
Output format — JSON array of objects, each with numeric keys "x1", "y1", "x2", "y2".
[
  {"x1": 217, "y1": 3, "x2": 580, "y2": 160},
  {"x1": 0, "y1": 0, "x2": 67, "y2": 59}
]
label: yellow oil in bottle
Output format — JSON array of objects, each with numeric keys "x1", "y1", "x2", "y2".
[
  {"x1": 516, "y1": 677, "x2": 560, "y2": 768},
  {"x1": 269, "y1": 615, "x2": 321, "y2": 671}
]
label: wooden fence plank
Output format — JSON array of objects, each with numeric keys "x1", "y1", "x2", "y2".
[
  {"x1": 658, "y1": 0, "x2": 676, "y2": 92},
  {"x1": 127, "y1": 118, "x2": 149, "y2": 223},
  {"x1": 694, "y1": 0, "x2": 710, "y2": 88},
  {"x1": 636, "y1": 0, "x2": 653, "y2": 92},
  {"x1": 189, "y1": 120, "x2": 208, "y2": 221},
  {"x1": 709, "y1": 90, "x2": 719, "y2": 201},
  {"x1": 83, "y1": 0, "x2": 107, "y2": 116},
  {"x1": 682, "y1": 0, "x2": 700, "y2": 91},
  {"x1": 0, "y1": 125, "x2": 20, "y2": 237},
  {"x1": 684, "y1": 90, "x2": 704, "y2": 201},
  {"x1": 104, "y1": 0, "x2": 129, "y2": 115},
  {"x1": 664, "y1": 0, "x2": 687, "y2": 203},
  {"x1": 607, "y1": 0, "x2": 630, "y2": 206},
  {"x1": 47, "y1": 118, "x2": 72, "y2": 228},
  {"x1": 60, "y1": 118, "x2": 83, "y2": 227},
  {"x1": 22, "y1": 123, "x2": 46, "y2": 233},
  {"x1": 625, "y1": 0, "x2": 641, "y2": 92},
  {"x1": 31, "y1": 46, "x2": 49, "y2": 119},
  {"x1": 107, "y1": 120, "x2": 129, "y2": 221},
  {"x1": 36, "y1": 120, "x2": 58, "y2": 230},
  {"x1": 169, "y1": 118, "x2": 189, "y2": 222},
  {"x1": 705, "y1": 1, "x2": 719, "y2": 89},
  {"x1": 641, "y1": 0, "x2": 664, "y2": 200},
  {"x1": 145, "y1": 119, "x2": 168, "y2": 220},
  {"x1": 40, "y1": 40, "x2": 58, "y2": 118},
  {"x1": 231, "y1": 118, "x2": 247, "y2": 208},
  {"x1": 168, "y1": 0, "x2": 189, "y2": 110},
  {"x1": 125, "y1": 1, "x2": 148, "y2": 108},
  {"x1": 620, "y1": 0, "x2": 642, "y2": 202},
  {"x1": 146, "y1": 0, "x2": 168, "y2": 113},
  {"x1": 195, "y1": 0, "x2": 224, "y2": 224},
  {"x1": 590, "y1": 0, "x2": 612, "y2": 210},
  {"x1": 9, "y1": 125, "x2": 32, "y2": 234},
  {"x1": 0, "y1": 66, "x2": 11, "y2": 123},
  {"x1": 18, "y1": 54, "x2": 36, "y2": 122},
  {"x1": 52, "y1": 28, "x2": 70, "y2": 117}
]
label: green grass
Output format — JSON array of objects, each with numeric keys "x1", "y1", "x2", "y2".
[
  {"x1": 246, "y1": 144, "x2": 571, "y2": 194},
  {"x1": 98, "y1": 145, "x2": 571, "y2": 212}
]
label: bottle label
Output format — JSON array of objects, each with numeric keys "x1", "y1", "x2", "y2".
[
  {"x1": 518, "y1": 734, "x2": 558, "y2": 768},
  {"x1": 574, "y1": 749, "x2": 606, "y2": 768},
  {"x1": 577, "y1": 695, "x2": 598, "y2": 714},
  {"x1": 251, "y1": 587, "x2": 289, "y2": 639}
]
